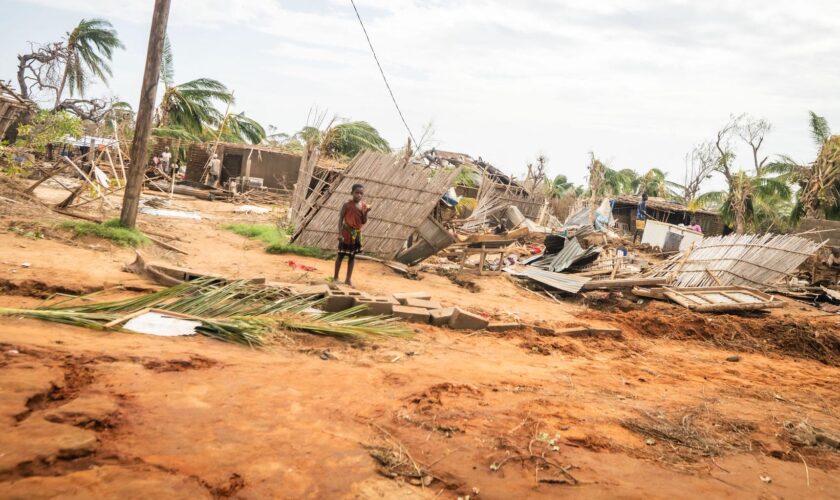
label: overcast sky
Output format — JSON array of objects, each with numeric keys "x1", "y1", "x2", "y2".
[{"x1": 2, "y1": 0, "x2": 838, "y2": 187}]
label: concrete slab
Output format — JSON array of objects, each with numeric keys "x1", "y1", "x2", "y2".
[
  {"x1": 393, "y1": 291, "x2": 432, "y2": 304},
  {"x1": 449, "y1": 307, "x2": 489, "y2": 330},
  {"x1": 428, "y1": 307, "x2": 455, "y2": 327},
  {"x1": 392, "y1": 305, "x2": 431, "y2": 323},
  {"x1": 403, "y1": 298, "x2": 442, "y2": 310},
  {"x1": 354, "y1": 296, "x2": 398, "y2": 316}
]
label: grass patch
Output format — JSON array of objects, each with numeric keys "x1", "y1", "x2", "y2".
[
  {"x1": 265, "y1": 242, "x2": 327, "y2": 258},
  {"x1": 224, "y1": 223, "x2": 328, "y2": 258},
  {"x1": 223, "y1": 223, "x2": 287, "y2": 246},
  {"x1": 59, "y1": 219, "x2": 149, "y2": 247}
]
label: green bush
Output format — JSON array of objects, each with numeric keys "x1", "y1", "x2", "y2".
[{"x1": 59, "y1": 219, "x2": 149, "y2": 247}]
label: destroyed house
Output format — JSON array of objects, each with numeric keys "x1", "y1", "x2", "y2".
[
  {"x1": 612, "y1": 195, "x2": 724, "y2": 236},
  {"x1": 0, "y1": 82, "x2": 33, "y2": 141},
  {"x1": 432, "y1": 149, "x2": 545, "y2": 220}
]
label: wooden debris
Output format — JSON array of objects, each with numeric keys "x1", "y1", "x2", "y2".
[{"x1": 662, "y1": 286, "x2": 784, "y2": 312}]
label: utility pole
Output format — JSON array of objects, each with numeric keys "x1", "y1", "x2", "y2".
[{"x1": 119, "y1": 0, "x2": 171, "y2": 228}]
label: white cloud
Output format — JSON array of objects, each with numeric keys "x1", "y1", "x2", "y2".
[{"x1": 10, "y1": 0, "x2": 840, "y2": 185}]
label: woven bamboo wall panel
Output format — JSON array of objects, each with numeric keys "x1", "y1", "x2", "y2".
[{"x1": 294, "y1": 151, "x2": 458, "y2": 258}]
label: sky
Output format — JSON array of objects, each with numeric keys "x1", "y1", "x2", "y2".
[{"x1": 1, "y1": 0, "x2": 839, "y2": 188}]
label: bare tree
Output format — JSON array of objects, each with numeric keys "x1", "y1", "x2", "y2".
[
  {"x1": 16, "y1": 42, "x2": 65, "y2": 101},
  {"x1": 737, "y1": 116, "x2": 772, "y2": 173},
  {"x1": 681, "y1": 141, "x2": 717, "y2": 205}
]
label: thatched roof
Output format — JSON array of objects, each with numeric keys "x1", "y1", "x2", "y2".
[{"x1": 613, "y1": 194, "x2": 718, "y2": 216}]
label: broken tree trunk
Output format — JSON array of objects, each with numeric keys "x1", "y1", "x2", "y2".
[{"x1": 119, "y1": 0, "x2": 172, "y2": 228}]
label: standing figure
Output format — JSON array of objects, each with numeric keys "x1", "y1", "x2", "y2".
[
  {"x1": 161, "y1": 146, "x2": 172, "y2": 175},
  {"x1": 633, "y1": 193, "x2": 648, "y2": 244},
  {"x1": 334, "y1": 184, "x2": 370, "y2": 287},
  {"x1": 208, "y1": 154, "x2": 221, "y2": 187}
]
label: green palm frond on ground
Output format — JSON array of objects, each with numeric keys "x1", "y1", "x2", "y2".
[{"x1": 0, "y1": 278, "x2": 412, "y2": 347}]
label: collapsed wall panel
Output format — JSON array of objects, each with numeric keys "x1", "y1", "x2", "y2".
[{"x1": 293, "y1": 151, "x2": 458, "y2": 258}]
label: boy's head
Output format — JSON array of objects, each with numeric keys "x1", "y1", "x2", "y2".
[
  {"x1": 642, "y1": 193, "x2": 648, "y2": 201},
  {"x1": 351, "y1": 183, "x2": 364, "y2": 202}
]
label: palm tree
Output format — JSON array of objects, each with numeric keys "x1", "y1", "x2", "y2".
[
  {"x1": 153, "y1": 36, "x2": 233, "y2": 140},
  {"x1": 696, "y1": 171, "x2": 792, "y2": 233},
  {"x1": 549, "y1": 174, "x2": 576, "y2": 198},
  {"x1": 213, "y1": 112, "x2": 266, "y2": 144},
  {"x1": 767, "y1": 111, "x2": 840, "y2": 221},
  {"x1": 633, "y1": 168, "x2": 682, "y2": 199},
  {"x1": 321, "y1": 121, "x2": 390, "y2": 159},
  {"x1": 603, "y1": 168, "x2": 637, "y2": 195},
  {"x1": 54, "y1": 18, "x2": 124, "y2": 108}
]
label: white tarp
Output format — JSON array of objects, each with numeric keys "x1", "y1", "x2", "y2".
[{"x1": 123, "y1": 312, "x2": 201, "y2": 337}]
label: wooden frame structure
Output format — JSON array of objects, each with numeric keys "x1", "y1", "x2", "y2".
[
  {"x1": 292, "y1": 151, "x2": 458, "y2": 258},
  {"x1": 648, "y1": 233, "x2": 824, "y2": 289},
  {"x1": 662, "y1": 286, "x2": 783, "y2": 312}
]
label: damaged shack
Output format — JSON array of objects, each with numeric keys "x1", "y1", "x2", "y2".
[
  {"x1": 612, "y1": 195, "x2": 724, "y2": 236},
  {"x1": 292, "y1": 151, "x2": 458, "y2": 259},
  {"x1": 152, "y1": 139, "x2": 344, "y2": 191}
]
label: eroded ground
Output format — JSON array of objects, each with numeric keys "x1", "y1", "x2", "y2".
[{"x1": 1, "y1": 185, "x2": 839, "y2": 499}]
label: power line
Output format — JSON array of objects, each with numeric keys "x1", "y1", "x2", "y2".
[{"x1": 349, "y1": 0, "x2": 417, "y2": 149}]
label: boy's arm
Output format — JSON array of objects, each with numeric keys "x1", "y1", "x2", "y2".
[
  {"x1": 362, "y1": 203, "x2": 369, "y2": 224},
  {"x1": 337, "y1": 203, "x2": 346, "y2": 239}
]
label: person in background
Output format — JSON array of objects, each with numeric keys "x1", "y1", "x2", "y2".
[
  {"x1": 208, "y1": 154, "x2": 221, "y2": 187},
  {"x1": 333, "y1": 184, "x2": 370, "y2": 287},
  {"x1": 633, "y1": 193, "x2": 648, "y2": 243},
  {"x1": 161, "y1": 146, "x2": 172, "y2": 175},
  {"x1": 689, "y1": 219, "x2": 703, "y2": 233}
]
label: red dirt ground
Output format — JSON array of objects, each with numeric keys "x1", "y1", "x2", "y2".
[{"x1": 1, "y1": 184, "x2": 839, "y2": 499}]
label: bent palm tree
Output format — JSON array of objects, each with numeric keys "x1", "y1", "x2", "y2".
[
  {"x1": 550, "y1": 174, "x2": 575, "y2": 198},
  {"x1": 321, "y1": 121, "x2": 390, "y2": 159},
  {"x1": 214, "y1": 112, "x2": 267, "y2": 144},
  {"x1": 766, "y1": 111, "x2": 840, "y2": 221},
  {"x1": 54, "y1": 18, "x2": 124, "y2": 108},
  {"x1": 153, "y1": 36, "x2": 233, "y2": 139}
]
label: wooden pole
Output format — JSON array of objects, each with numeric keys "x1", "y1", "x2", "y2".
[{"x1": 119, "y1": 0, "x2": 172, "y2": 228}]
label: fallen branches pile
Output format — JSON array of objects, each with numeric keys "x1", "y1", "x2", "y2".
[
  {"x1": 0, "y1": 277, "x2": 412, "y2": 347},
  {"x1": 621, "y1": 407, "x2": 756, "y2": 464}
]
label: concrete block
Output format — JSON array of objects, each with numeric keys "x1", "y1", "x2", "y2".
[
  {"x1": 393, "y1": 291, "x2": 432, "y2": 304},
  {"x1": 403, "y1": 298, "x2": 442, "y2": 310},
  {"x1": 324, "y1": 289, "x2": 369, "y2": 312},
  {"x1": 487, "y1": 322, "x2": 520, "y2": 332},
  {"x1": 354, "y1": 296, "x2": 398, "y2": 316},
  {"x1": 448, "y1": 307, "x2": 489, "y2": 330},
  {"x1": 428, "y1": 307, "x2": 455, "y2": 327},
  {"x1": 392, "y1": 305, "x2": 431, "y2": 323}
]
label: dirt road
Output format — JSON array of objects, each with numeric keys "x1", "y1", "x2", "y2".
[{"x1": 1, "y1": 188, "x2": 839, "y2": 498}]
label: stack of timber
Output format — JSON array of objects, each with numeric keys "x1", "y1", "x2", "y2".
[
  {"x1": 293, "y1": 151, "x2": 458, "y2": 259},
  {"x1": 647, "y1": 233, "x2": 824, "y2": 289}
]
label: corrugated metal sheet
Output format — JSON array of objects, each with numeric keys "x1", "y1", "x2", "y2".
[{"x1": 505, "y1": 266, "x2": 591, "y2": 293}]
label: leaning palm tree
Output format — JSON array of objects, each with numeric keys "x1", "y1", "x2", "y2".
[
  {"x1": 320, "y1": 121, "x2": 390, "y2": 159},
  {"x1": 549, "y1": 174, "x2": 575, "y2": 198},
  {"x1": 767, "y1": 111, "x2": 840, "y2": 221},
  {"x1": 153, "y1": 35, "x2": 232, "y2": 138},
  {"x1": 212, "y1": 111, "x2": 267, "y2": 144},
  {"x1": 54, "y1": 18, "x2": 124, "y2": 108}
]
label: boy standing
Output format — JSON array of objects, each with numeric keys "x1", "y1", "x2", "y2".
[{"x1": 334, "y1": 184, "x2": 370, "y2": 286}]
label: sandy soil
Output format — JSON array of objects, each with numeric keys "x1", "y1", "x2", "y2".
[{"x1": 1, "y1": 183, "x2": 839, "y2": 499}]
